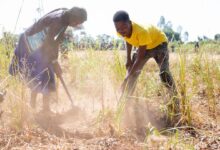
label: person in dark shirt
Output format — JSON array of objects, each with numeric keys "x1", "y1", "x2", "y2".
[{"x1": 9, "y1": 7, "x2": 87, "y2": 112}]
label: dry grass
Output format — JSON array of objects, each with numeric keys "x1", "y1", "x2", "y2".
[{"x1": 0, "y1": 44, "x2": 220, "y2": 149}]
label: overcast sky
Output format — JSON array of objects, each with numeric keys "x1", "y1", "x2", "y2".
[{"x1": 0, "y1": 0, "x2": 219, "y2": 41}]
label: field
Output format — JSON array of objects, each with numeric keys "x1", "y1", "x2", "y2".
[{"x1": 0, "y1": 42, "x2": 220, "y2": 149}]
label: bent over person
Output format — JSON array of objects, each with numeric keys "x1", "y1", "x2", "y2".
[
  {"x1": 9, "y1": 7, "x2": 87, "y2": 112},
  {"x1": 113, "y1": 10, "x2": 180, "y2": 126}
]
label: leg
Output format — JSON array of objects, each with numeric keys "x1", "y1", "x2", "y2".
[
  {"x1": 153, "y1": 47, "x2": 177, "y2": 95},
  {"x1": 153, "y1": 46, "x2": 180, "y2": 125},
  {"x1": 30, "y1": 91, "x2": 37, "y2": 108},
  {"x1": 42, "y1": 91, "x2": 57, "y2": 112},
  {"x1": 42, "y1": 93, "x2": 51, "y2": 112},
  {"x1": 41, "y1": 66, "x2": 57, "y2": 112}
]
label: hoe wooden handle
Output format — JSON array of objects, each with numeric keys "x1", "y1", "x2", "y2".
[{"x1": 59, "y1": 75, "x2": 74, "y2": 107}]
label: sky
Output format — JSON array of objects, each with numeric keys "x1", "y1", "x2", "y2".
[{"x1": 0, "y1": 0, "x2": 220, "y2": 41}]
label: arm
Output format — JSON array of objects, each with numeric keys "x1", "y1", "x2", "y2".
[
  {"x1": 41, "y1": 28, "x2": 59, "y2": 61},
  {"x1": 25, "y1": 9, "x2": 61, "y2": 36},
  {"x1": 25, "y1": 17, "x2": 51, "y2": 36},
  {"x1": 121, "y1": 45, "x2": 146, "y2": 92},
  {"x1": 125, "y1": 42, "x2": 133, "y2": 71},
  {"x1": 43, "y1": 25, "x2": 66, "y2": 62},
  {"x1": 48, "y1": 26, "x2": 67, "y2": 78},
  {"x1": 52, "y1": 60, "x2": 62, "y2": 78},
  {"x1": 126, "y1": 45, "x2": 146, "y2": 78}
]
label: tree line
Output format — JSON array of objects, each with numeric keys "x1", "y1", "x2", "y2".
[{"x1": 1, "y1": 16, "x2": 220, "y2": 52}]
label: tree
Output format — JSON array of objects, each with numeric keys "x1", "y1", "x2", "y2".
[
  {"x1": 203, "y1": 36, "x2": 209, "y2": 40},
  {"x1": 197, "y1": 35, "x2": 210, "y2": 42},
  {"x1": 163, "y1": 23, "x2": 181, "y2": 42},
  {"x1": 166, "y1": 21, "x2": 173, "y2": 29},
  {"x1": 163, "y1": 27, "x2": 174, "y2": 41},
  {"x1": 214, "y1": 34, "x2": 220, "y2": 41},
  {"x1": 183, "y1": 31, "x2": 189, "y2": 42},
  {"x1": 157, "y1": 16, "x2": 182, "y2": 42},
  {"x1": 177, "y1": 26, "x2": 183, "y2": 34},
  {"x1": 157, "y1": 16, "x2": 165, "y2": 29}
]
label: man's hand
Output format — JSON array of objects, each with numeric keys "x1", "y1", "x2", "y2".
[
  {"x1": 52, "y1": 60, "x2": 62, "y2": 78},
  {"x1": 127, "y1": 46, "x2": 146, "y2": 76}
]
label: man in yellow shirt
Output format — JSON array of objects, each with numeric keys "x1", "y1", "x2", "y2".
[{"x1": 113, "y1": 10, "x2": 180, "y2": 125}]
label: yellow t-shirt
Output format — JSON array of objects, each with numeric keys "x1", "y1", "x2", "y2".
[{"x1": 118, "y1": 22, "x2": 168, "y2": 50}]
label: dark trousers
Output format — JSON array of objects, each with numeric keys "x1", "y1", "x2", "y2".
[{"x1": 126, "y1": 42, "x2": 177, "y2": 96}]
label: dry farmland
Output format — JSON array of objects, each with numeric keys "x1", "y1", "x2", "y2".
[{"x1": 0, "y1": 43, "x2": 220, "y2": 149}]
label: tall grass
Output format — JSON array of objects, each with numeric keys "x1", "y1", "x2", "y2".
[
  {"x1": 109, "y1": 49, "x2": 126, "y2": 132},
  {"x1": 203, "y1": 54, "x2": 216, "y2": 115},
  {"x1": 177, "y1": 49, "x2": 192, "y2": 125},
  {"x1": 0, "y1": 41, "x2": 35, "y2": 131},
  {"x1": 0, "y1": 40, "x2": 219, "y2": 148},
  {"x1": 110, "y1": 49, "x2": 126, "y2": 87},
  {"x1": 190, "y1": 49, "x2": 219, "y2": 117}
]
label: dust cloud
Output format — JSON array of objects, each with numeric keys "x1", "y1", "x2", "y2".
[{"x1": 29, "y1": 74, "x2": 167, "y2": 142}]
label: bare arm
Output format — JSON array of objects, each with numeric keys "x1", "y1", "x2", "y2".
[
  {"x1": 125, "y1": 42, "x2": 133, "y2": 70},
  {"x1": 126, "y1": 45, "x2": 146, "y2": 79},
  {"x1": 42, "y1": 25, "x2": 66, "y2": 62},
  {"x1": 121, "y1": 45, "x2": 146, "y2": 93}
]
